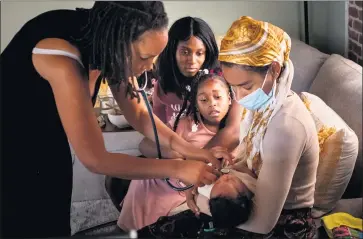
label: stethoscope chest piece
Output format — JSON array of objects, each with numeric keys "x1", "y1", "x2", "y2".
[{"x1": 220, "y1": 168, "x2": 230, "y2": 174}]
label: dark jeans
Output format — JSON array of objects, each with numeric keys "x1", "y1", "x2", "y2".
[{"x1": 137, "y1": 208, "x2": 317, "y2": 239}]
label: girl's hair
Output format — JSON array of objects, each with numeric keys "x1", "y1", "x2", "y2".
[
  {"x1": 173, "y1": 68, "x2": 234, "y2": 132},
  {"x1": 156, "y1": 16, "x2": 219, "y2": 99},
  {"x1": 77, "y1": 1, "x2": 168, "y2": 100}
]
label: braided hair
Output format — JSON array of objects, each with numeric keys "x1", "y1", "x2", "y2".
[
  {"x1": 77, "y1": 1, "x2": 168, "y2": 100},
  {"x1": 156, "y1": 16, "x2": 219, "y2": 99},
  {"x1": 172, "y1": 68, "x2": 234, "y2": 132}
]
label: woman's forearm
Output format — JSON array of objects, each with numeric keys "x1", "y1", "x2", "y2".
[
  {"x1": 139, "y1": 137, "x2": 182, "y2": 159},
  {"x1": 92, "y1": 151, "x2": 181, "y2": 180}
]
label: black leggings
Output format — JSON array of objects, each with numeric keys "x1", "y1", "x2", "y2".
[
  {"x1": 1, "y1": 154, "x2": 73, "y2": 238},
  {"x1": 105, "y1": 176, "x2": 131, "y2": 211}
]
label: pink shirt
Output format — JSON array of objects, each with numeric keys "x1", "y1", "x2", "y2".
[
  {"x1": 117, "y1": 116, "x2": 216, "y2": 231},
  {"x1": 175, "y1": 115, "x2": 216, "y2": 148},
  {"x1": 152, "y1": 81, "x2": 184, "y2": 125}
]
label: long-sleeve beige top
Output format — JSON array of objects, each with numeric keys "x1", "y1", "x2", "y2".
[{"x1": 196, "y1": 92, "x2": 319, "y2": 234}]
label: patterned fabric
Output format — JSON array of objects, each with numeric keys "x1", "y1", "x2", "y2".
[
  {"x1": 137, "y1": 208, "x2": 316, "y2": 239},
  {"x1": 235, "y1": 60, "x2": 294, "y2": 176},
  {"x1": 322, "y1": 212, "x2": 363, "y2": 239},
  {"x1": 219, "y1": 16, "x2": 291, "y2": 67},
  {"x1": 332, "y1": 226, "x2": 363, "y2": 239}
]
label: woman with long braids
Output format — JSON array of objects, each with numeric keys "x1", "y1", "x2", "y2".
[{"x1": 0, "y1": 2, "x2": 231, "y2": 238}]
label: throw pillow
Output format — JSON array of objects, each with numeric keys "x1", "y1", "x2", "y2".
[{"x1": 300, "y1": 92, "x2": 358, "y2": 218}]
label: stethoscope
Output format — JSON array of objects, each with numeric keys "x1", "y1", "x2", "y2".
[{"x1": 135, "y1": 71, "x2": 194, "y2": 192}]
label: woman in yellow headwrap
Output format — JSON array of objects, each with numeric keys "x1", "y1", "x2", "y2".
[
  {"x1": 135, "y1": 16, "x2": 320, "y2": 239},
  {"x1": 213, "y1": 15, "x2": 320, "y2": 238}
]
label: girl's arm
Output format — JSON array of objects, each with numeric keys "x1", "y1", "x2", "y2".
[
  {"x1": 236, "y1": 115, "x2": 307, "y2": 234},
  {"x1": 31, "y1": 38, "x2": 219, "y2": 186},
  {"x1": 203, "y1": 101, "x2": 242, "y2": 151}
]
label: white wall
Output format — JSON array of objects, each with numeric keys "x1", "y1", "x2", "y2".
[
  {"x1": 1, "y1": 1, "x2": 94, "y2": 52},
  {"x1": 1, "y1": 1, "x2": 303, "y2": 53},
  {"x1": 164, "y1": 1, "x2": 303, "y2": 39}
]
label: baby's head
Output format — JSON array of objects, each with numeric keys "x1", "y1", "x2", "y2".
[{"x1": 208, "y1": 174, "x2": 252, "y2": 228}]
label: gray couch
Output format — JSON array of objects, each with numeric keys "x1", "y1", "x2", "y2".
[
  {"x1": 70, "y1": 38, "x2": 362, "y2": 235},
  {"x1": 289, "y1": 39, "x2": 362, "y2": 200},
  {"x1": 288, "y1": 39, "x2": 363, "y2": 231}
]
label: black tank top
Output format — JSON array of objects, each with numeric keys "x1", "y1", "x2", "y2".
[{"x1": 1, "y1": 9, "x2": 101, "y2": 237}]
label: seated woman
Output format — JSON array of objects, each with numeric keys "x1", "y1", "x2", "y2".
[
  {"x1": 118, "y1": 69, "x2": 235, "y2": 231},
  {"x1": 136, "y1": 16, "x2": 320, "y2": 239}
]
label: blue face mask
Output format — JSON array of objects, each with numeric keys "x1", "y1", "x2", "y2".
[{"x1": 236, "y1": 72, "x2": 275, "y2": 111}]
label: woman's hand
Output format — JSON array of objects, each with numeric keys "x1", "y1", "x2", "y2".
[
  {"x1": 185, "y1": 147, "x2": 234, "y2": 169},
  {"x1": 210, "y1": 146, "x2": 235, "y2": 167},
  {"x1": 176, "y1": 160, "x2": 220, "y2": 187},
  {"x1": 186, "y1": 189, "x2": 200, "y2": 216}
]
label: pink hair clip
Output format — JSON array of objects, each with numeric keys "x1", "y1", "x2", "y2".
[{"x1": 210, "y1": 68, "x2": 223, "y2": 76}]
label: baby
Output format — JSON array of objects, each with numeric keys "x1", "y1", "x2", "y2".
[{"x1": 195, "y1": 163, "x2": 257, "y2": 228}]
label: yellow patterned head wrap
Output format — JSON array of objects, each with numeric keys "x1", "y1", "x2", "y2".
[{"x1": 219, "y1": 16, "x2": 291, "y2": 67}]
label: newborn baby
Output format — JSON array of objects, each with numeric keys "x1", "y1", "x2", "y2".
[{"x1": 197, "y1": 166, "x2": 256, "y2": 228}]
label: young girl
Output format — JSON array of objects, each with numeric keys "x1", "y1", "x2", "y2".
[{"x1": 117, "y1": 69, "x2": 234, "y2": 231}]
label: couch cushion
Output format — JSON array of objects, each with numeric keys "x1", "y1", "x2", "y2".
[
  {"x1": 289, "y1": 39, "x2": 329, "y2": 93},
  {"x1": 309, "y1": 54, "x2": 362, "y2": 198},
  {"x1": 300, "y1": 92, "x2": 359, "y2": 218}
]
